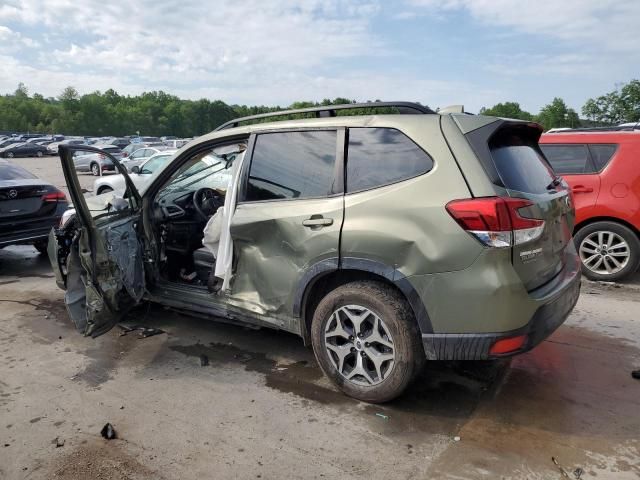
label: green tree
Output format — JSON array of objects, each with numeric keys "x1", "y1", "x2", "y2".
[
  {"x1": 479, "y1": 102, "x2": 533, "y2": 121},
  {"x1": 581, "y1": 79, "x2": 640, "y2": 124},
  {"x1": 535, "y1": 97, "x2": 580, "y2": 130}
]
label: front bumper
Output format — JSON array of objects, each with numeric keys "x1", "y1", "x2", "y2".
[{"x1": 420, "y1": 248, "x2": 582, "y2": 360}]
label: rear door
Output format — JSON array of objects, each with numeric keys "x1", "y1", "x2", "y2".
[
  {"x1": 51, "y1": 145, "x2": 146, "y2": 337},
  {"x1": 539, "y1": 143, "x2": 601, "y2": 224},
  {"x1": 228, "y1": 129, "x2": 344, "y2": 319},
  {"x1": 468, "y1": 122, "x2": 575, "y2": 291}
]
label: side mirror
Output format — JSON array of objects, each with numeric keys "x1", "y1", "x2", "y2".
[
  {"x1": 131, "y1": 166, "x2": 140, "y2": 174},
  {"x1": 109, "y1": 197, "x2": 129, "y2": 211}
]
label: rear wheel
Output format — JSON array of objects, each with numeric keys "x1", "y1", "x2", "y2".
[
  {"x1": 310, "y1": 281, "x2": 423, "y2": 403},
  {"x1": 6, "y1": 152, "x2": 14, "y2": 158},
  {"x1": 97, "y1": 186, "x2": 114, "y2": 195},
  {"x1": 91, "y1": 163, "x2": 100, "y2": 176},
  {"x1": 36, "y1": 151, "x2": 43, "y2": 157},
  {"x1": 575, "y1": 221, "x2": 640, "y2": 281}
]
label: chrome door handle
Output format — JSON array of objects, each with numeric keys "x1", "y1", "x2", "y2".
[{"x1": 302, "y1": 217, "x2": 333, "y2": 227}]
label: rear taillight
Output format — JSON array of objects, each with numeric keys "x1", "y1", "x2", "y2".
[
  {"x1": 446, "y1": 197, "x2": 544, "y2": 248},
  {"x1": 42, "y1": 190, "x2": 67, "y2": 202}
]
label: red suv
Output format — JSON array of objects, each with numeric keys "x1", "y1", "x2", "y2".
[{"x1": 540, "y1": 131, "x2": 640, "y2": 281}]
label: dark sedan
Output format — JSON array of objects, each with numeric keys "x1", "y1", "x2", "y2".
[
  {"x1": 0, "y1": 160, "x2": 68, "y2": 253},
  {"x1": 0, "y1": 142, "x2": 49, "y2": 158}
]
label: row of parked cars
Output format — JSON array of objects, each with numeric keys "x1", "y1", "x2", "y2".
[
  {"x1": 0, "y1": 134, "x2": 190, "y2": 159},
  {"x1": 2, "y1": 104, "x2": 639, "y2": 402}
]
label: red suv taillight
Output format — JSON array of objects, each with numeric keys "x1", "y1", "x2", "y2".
[
  {"x1": 42, "y1": 190, "x2": 67, "y2": 202},
  {"x1": 446, "y1": 197, "x2": 544, "y2": 248}
]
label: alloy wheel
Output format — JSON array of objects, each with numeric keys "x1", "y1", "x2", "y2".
[
  {"x1": 579, "y1": 230, "x2": 630, "y2": 276},
  {"x1": 324, "y1": 305, "x2": 395, "y2": 386}
]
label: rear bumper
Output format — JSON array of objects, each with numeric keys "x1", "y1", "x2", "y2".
[
  {"x1": 0, "y1": 204, "x2": 67, "y2": 247},
  {"x1": 420, "y1": 247, "x2": 582, "y2": 360}
]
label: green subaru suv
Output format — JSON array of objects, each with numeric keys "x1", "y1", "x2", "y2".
[{"x1": 49, "y1": 102, "x2": 581, "y2": 402}]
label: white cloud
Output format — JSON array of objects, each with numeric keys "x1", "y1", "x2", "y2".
[{"x1": 407, "y1": 0, "x2": 640, "y2": 52}]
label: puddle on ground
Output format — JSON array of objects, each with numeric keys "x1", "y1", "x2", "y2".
[{"x1": 170, "y1": 341, "x2": 507, "y2": 436}]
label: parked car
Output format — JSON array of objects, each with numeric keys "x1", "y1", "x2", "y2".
[
  {"x1": 163, "y1": 139, "x2": 189, "y2": 149},
  {"x1": 121, "y1": 142, "x2": 162, "y2": 158},
  {"x1": 540, "y1": 130, "x2": 640, "y2": 281},
  {"x1": 120, "y1": 146, "x2": 169, "y2": 171},
  {"x1": 73, "y1": 144, "x2": 123, "y2": 176},
  {"x1": 93, "y1": 150, "x2": 176, "y2": 194},
  {"x1": 47, "y1": 139, "x2": 85, "y2": 155},
  {"x1": 0, "y1": 139, "x2": 21, "y2": 149},
  {"x1": 0, "y1": 160, "x2": 68, "y2": 253},
  {"x1": 106, "y1": 137, "x2": 130, "y2": 148},
  {"x1": 49, "y1": 102, "x2": 580, "y2": 403},
  {"x1": 0, "y1": 142, "x2": 49, "y2": 158}
]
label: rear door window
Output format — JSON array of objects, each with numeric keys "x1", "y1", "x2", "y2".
[
  {"x1": 489, "y1": 127, "x2": 556, "y2": 194},
  {"x1": 588, "y1": 144, "x2": 617, "y2": 171},
  {"x1": 346, "y1": 128, "x2": 433, "y2": 193},
  {"x1": 539, "y1": 144, "x2": 593, "y2": 174},
  {"x1": 245, "y1": 130, "x2": 337, "y2": 201}
]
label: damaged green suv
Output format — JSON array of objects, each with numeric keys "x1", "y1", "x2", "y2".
[{"x1": 49, "y1": 102, "x2": 581, "y2": 403}]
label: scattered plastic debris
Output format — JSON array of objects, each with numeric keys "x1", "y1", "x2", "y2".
[
  {"x1": 200, "y1": 354, "x2": 210, "y2": 367},
  {"x1": 632, "y1": 370, "x2": 640, "y2": 380},
  {"x1": 551, "y1": 457, "x2": 570, "y2": 478},
  {"x1": 573, "y1": 467, "x2": 584, "y2": 479},
  {"x1": 118, "y1": 324, "x2": 165, "y2": 339},
  {"x1": 52, "y1": 437, "x2": 65, "y2": 448},
  {"x1": 375, "y1": 413, "x2": 389, "y2": 420},
  {"x1": 100, "y1": 423, "x2": 117, "y2": 440},
  {"x1": 453, "y1": 436, "x2": 461, "y2": 442}
]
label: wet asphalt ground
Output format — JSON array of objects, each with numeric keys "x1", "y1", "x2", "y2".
[{"x1": 0, "y1": 157, "x2": 639, "y2": 479}]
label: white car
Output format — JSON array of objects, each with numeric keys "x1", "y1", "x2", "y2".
[
  {"x1": 93, "y1": 150, "x2": 176, "y2": 195},
  {"x1": 120, "y1": 146, "x2": 169, "y2": 171}
]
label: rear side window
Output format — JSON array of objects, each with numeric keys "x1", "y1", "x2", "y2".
[
  {"x1": 346, "y1": 128, "x2": 433, "y2": 193},
  {"x1": 539, "y1": 144, "x2": 592, "y2": 174},
  {"x1": 588, "y1": 144, "x2": 617, "y2": 171},
  {"x1": 245, "y1": 130, "x2": 337, "y2": 201},
  {"x1": 0, "y1": 163, "x2": 37, "y2": 180},
  {"x1": 489, "y1": 127, "x2": 555, "y2": 194}
]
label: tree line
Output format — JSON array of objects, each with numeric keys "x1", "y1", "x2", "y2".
[{"x1": 1, "y1": 79, "x2": 638, "y2": 136}]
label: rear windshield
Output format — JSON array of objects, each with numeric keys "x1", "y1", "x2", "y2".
[
  {"x1": 0, "y1": 163, "x2": 37, "y2": 180},
  {"x1": 489, "y1": 127, "x2": 555, "y2": 194}
]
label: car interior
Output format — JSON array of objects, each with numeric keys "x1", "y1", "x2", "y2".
[{"x1": 149, "y1": 142, "x2": 246, "y2": 290}]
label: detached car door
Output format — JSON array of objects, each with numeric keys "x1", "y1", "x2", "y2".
[
  {"x1": 49, "y1": 145, "x2": 146, "y2": 337},
  {"x1": 229, "y1": 129, "x2": 344, "y2": 319}
]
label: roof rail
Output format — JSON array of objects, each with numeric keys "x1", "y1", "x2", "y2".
[
  {"x1": 549, "y1": 124, "x2": 640, "y2": 133},
  {"x1": 214, "y1": 101, "x2": 435, "y2": 131}
]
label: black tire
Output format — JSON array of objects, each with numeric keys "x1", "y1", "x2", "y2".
[
  {"x1": 97, "y1": 186, "x2": 114, "y2": 195},
  {"x1": 310, "y1": 280, "x2": 424, "y2": 403},
  {"x1": 34, "y1": 240, "x2": 48, "y2": 255},
  {"x1": 575, "y1": 221, "x2": 640, "y2": 281},
  {"x1": 91, "y1": 163, "x2": 100, "y2": 176}
]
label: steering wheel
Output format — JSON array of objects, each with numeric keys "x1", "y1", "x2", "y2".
[{"x1": 192, "y1": 187, "x2": 222, "y2": 221}]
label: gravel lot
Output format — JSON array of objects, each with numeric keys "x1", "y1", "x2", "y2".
[{"x1": 1, "y1": 156, "x2": 639, "y2": 479}]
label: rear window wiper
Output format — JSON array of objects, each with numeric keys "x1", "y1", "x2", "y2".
[{"x1": 546, "y1": 176, "x2": 562, "y2": 190}]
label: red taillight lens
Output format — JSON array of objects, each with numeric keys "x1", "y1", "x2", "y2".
[
  {"x1": 489, "y1": 335, "x2": 527, "y2": 355},
  {"x1": 42, "y1": 190, "x2": 66, "y2": 202},
  {"x1": 446, "y1": 197, "x2": 545, "y2": 248}
]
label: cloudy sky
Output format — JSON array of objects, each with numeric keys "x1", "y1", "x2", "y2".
[{"x1": 0, "y1": 0, "x2": 638, "y2": 113}]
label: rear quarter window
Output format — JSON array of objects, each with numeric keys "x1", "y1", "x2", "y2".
[
  {"x1": 346, "y1": 128, "x2": 433, "y2": 193},
  {"x1": 588, "y1": 144, "x2": 617, "y2": 171}
]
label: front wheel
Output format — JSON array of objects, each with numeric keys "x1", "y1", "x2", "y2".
[
  {"x1": 6, "y1": 152, "x2": 14, "y2": 158},
  {"x1": 311, "y1": 280, "x2": 423, "y2": 403},
  {"x1": 91, "y1": 163, "x2": 100, "y2": 176},
  {"x1": 575, "y1": 221, "x2": 640, "y2": 281},
  {"x1": 36, "y1": 151, "x2": 43, "y2": 157},
  {"x1": 97, "y1": 186, "x2": 113, "y2": 195}
]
